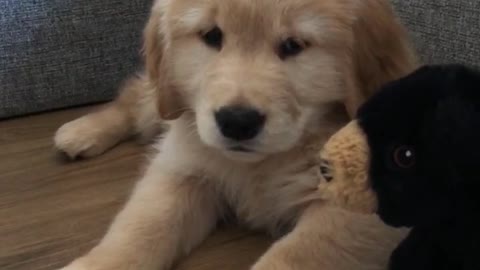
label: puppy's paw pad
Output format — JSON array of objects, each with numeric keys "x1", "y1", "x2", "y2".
[{"x1": 54, "y1": 117, "x2": 109, "y2": 159}]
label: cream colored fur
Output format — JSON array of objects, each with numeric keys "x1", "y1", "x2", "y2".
[
  {"x1": 317, "y1": 120, "x2": 378, "y2": 214},
  {"x1": 55, "y1": 0, "x2": 417, "y2": 269}
]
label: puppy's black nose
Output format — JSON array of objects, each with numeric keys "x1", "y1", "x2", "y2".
[{"x1": 215, "y1": 106, "x2": 266, "y2": 141}]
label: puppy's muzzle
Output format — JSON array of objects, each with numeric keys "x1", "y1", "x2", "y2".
[{"x1": 214, "y1": 105, "x2": 266, "y2": 142}]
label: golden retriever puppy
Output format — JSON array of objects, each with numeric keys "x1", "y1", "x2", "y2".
[{"x1": 55, "y1": 0, "x2": 417, "y2": 269}]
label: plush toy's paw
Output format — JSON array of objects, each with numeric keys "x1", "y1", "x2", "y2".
[{"x1": 389, "y1": 228, "x2": 444, "y2": 270}]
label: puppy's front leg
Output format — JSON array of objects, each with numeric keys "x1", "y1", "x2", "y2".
[
  {"x1": 251, "y1": 203, "x2": 405, "y2": 270},
  {"x1": 60, "y1": 166, "x2": 218, "y2": 270}
]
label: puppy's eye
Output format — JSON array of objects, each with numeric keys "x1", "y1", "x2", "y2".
[
  {"x1": 393, "y1": 146, "x2": 416, "y2": 169},
  {"x1": 201, "y1": 26, "x2": 223, "y2": 49},
  {"x1": 278, "y1": 38, "x2": 305, "y2": 59}
]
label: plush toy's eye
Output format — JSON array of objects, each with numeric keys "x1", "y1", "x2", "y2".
[
  {"x1": 393, "y1": 146, "x2": 416, "y2": 169},
  {"x1": 201, "y1": 26, "x2": 223, "y2": 49},
  {"x1": 320, "y1": 159, "x2": 333, "y2": 182}
]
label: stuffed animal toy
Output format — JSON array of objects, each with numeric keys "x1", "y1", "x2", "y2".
[{"x1": 316, "y1": 64, "x2": 480, "y2": 270}]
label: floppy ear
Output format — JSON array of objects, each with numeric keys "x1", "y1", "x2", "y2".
[
  {"x1": 143, "y1": 4, "x2": 184, "y2": 120},
  {"x1": 345, "y1": 0, "x2": 419, "y2": 117}
]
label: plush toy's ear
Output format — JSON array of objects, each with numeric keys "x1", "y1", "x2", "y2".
[
  {"x1": 143, "y1": 4, "x2": 184, "y2": 120},
  {"x1": 344, "y1": 0, "x2": 418, "y2": 118}
]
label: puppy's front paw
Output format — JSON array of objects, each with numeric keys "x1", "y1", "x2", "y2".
[
  {"x1": 58, "y1": 257, "x2": 114, "y2": 270},
  {"x1": 251, "y1": 260, "x2": 288, "y2": 270},
  {"x1": 58, "y1": 265, "x2": 87, "y2": 270},
  {"x1": 54, "y1": 116, "x2": 118, "y2": 159},
  {"x1": 58, "y1": 259, "x2": 89, "y2": 270}
]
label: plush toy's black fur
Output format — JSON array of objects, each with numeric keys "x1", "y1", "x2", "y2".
[{"x1": 357, "y1": 64, "x2": 480, "y2": 270}]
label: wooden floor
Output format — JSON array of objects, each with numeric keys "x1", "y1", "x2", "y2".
[{"x1": 0, "y1": 107, "x2": 272, "y2": 270}]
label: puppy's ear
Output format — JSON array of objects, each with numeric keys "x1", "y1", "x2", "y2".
[
  {"x1": 345, "y1": 0, "x2": 418, "y2": 118},
  {"x1": 143, "y1": 4, "x2": 184, "y2": 120}
]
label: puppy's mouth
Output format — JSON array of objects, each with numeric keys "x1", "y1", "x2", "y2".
[
  {"x1": 228, "y1": 145, "x2": 254, "y2": 152},
  {"x1": 222, "y1": 143, "x2": 266, "y2": 162}
]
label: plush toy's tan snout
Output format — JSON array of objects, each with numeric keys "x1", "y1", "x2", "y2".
[{"x1": 317, "y1": 121, "x2": 377, "y2": 214}]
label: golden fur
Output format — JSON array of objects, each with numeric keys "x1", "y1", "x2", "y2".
[
  {"x1": 317, "y1": 120, "x2": 377, "y2": 214},
  {"x1": 55, "y1": 0, "x2": 417, "y2": 269}
]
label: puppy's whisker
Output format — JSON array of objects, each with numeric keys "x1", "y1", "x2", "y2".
[
  {"x1": 163, "y1": 107, "x2": 193, "y2": 118},
  {"x1": 185, "y1": 128, "x2": 197, "y2": 138},
  {"x1": 184, "y1": 120, "x2": 199, "y2": 138}
]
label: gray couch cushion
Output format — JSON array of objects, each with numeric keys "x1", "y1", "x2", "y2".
[
  {"x1": 391, "y1": 0, "x2": 480, "y2": 67},
  {"x1": 0, "y1": 0, "x2": 152, "y2": 119}
]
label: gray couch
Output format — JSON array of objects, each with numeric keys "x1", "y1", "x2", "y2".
[
  {"x1": 0, "y1": 0, "x2": 479, "y2": 119},
  {"x1": 392, "y1": 0, "x2": 480, "y2": 66},
  {"x1": 0, "y1": 0, "x2": 152, "y2": 119}
]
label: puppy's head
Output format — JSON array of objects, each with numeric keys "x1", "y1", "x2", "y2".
[
  {"x1": 321, "y1": 64, "x2": 480, "y2": 228},
  {"x1": 145, "y1": 0, "x2": 416, "y2": 162}
]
